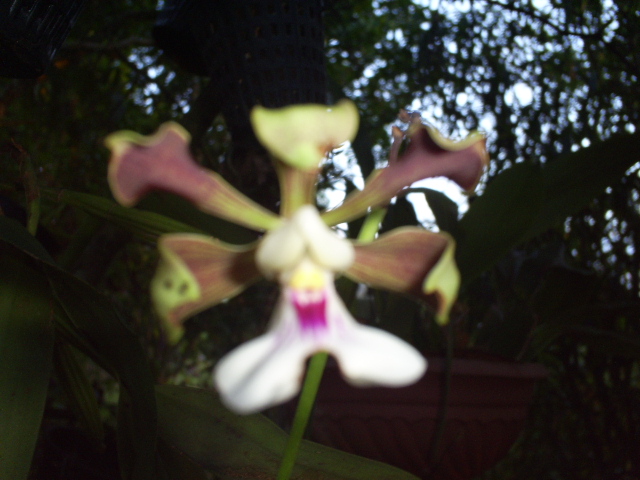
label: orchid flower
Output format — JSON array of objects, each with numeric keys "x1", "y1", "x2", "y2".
[{"x1": 105, "y1": 100, "x2": 488, "y2": 414}]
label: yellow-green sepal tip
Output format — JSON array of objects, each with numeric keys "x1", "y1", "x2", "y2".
[
  {"x1": 151, "y1": 244, "x2": 202, "y2": 344},
  {"x1": 423, "y1": 236, "x2": 460, "y2": 325}
]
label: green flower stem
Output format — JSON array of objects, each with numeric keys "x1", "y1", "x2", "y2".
[
  {"x1": 427, "y1": 320, "x2": 454, "y2": 470},
  {"x1": 357, "y1": 207, "x2": 387, "y2": 242},
  {"x1": 277, "y1": 208, "x2": 384, "y2": 479},
  {"x1": 277, "y1": 352, "x2": 328, "y2": 480}
]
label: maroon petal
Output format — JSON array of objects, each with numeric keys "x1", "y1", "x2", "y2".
[
  {"x1": 346, "y1": 227, "x2": 451, "y2": 298},
  {"x1": 106, "y1": 123, "x2": 280, "y2": 231},
  {"x1": 322, "y1": 126, "x2": 488, "y2": 226}
]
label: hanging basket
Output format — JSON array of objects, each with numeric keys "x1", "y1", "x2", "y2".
[
  {"x1": 153, "y1": 0, "x2": 211, "y2": 76},
  {"x1": 0, "y1": 0, "x2": 86, "y2": 78},
  {"x1": 154, "y1": 0, "x2": 327, "y2": 151},
  {"x1": 202, "y1": 0, "x2": 327, "y2": 148}
]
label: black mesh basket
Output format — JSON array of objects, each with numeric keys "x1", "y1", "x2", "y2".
[
  {"x1": 0, "y1": 0, "x2": 86, "y2": 78},
  {"x1": 203, "y1": 0, "x2": 327, "y2": 145},
  {"x1": 153, "y1": 0, "x2": 211, "y2": 76},
  {"x1": 154, "y1": 0, "x2": 327, "y2": 151}
]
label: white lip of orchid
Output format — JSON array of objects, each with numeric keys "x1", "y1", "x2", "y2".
[
  {"x1": 255, "y1": 205, "x2": 355, "y2": 278},
  {"x1": 216, "y1": 209, "x2": 426, "y2": 414},
  {"x1": 213, "y1": 263, "x2": 427, "y2": 414}
]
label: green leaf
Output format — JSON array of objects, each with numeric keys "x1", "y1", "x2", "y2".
[
  {"x1": 422, "y1": 188, "x2": 459, "y2": 234},
  {"x1": 52, "y1": 342, "x2": 105, "y2": 443},
  {"x1": 0, "y1": 216, "x2": 164, "y2": 480},
  {"x1": 380, "y1": 196, "x2": 419, "y2": 231},
  {"x1": 527, "y1": 132, "x2": 640, "y2": 239},
  {"x1": 456, "y1": 133, "x2": 640, "y2": 284},
  {"x1": 456, "y1": 163, "x2": 544, "y2": 284},
  {"x1": 54, "y1": 190, "x2": 203, "y2": 240},
  {"x1": 0, "y1": 249, "x2": 55, "y2": 480},
  {"x1": 47, "y1": 269, "x2": 163, "y2": 480},
  {"x1": 156, "y1": 385, "x2": 420, "y2": 480},
  {"x1": 0, "y1": 217, "x2": 105, "y2": 366},
  {"x1": 157, "y1": 438, "x2": 209, "y2": 480},
  {"x1": 139, "y1": 193, "x2": 258, "y2": 244},
  {"x1": 0, "y1": 216, "x2": 54, "y2": 263},
  {"x1": 52, "y1": 189, "x2": 259, "y2": 244}
]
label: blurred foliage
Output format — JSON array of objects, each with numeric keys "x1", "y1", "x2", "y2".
[
  {"x1": 1, "y1": 0, "x2": 639, "y2": 479},
  {"x1": 324, "y1": 4, "x2": 640, "y2": 475}
]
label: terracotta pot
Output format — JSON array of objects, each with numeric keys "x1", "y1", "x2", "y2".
[{"x1": 308, "y1": 356, "x2": 547, "y2": 480}]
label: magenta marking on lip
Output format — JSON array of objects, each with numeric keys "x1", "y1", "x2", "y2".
[{"x1": 292, "y1": 290, "x2": 328, "y2": 333}]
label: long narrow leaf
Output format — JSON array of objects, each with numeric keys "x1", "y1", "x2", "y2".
[
  {"x1": 47, "y1": 269, "x2": 163, "y2": 480},
  {"x1": 456, "y1": 163, "x2": 544, "y2": 284},
  {"x1": 55, "y1": 190, "x2": 202, "y2": 239},
  {"x1": 422, "y1": 188, "x2": 459, "y2": 234},
  {"x1": 527, "y1": 132, "x2": 640, "y2": 239},
  {"x1": 0, "y1": 216, "x2": 164, "y2": 480},
  {"x1": 52, "y1": 342, "x2": 105, "y2": 443},
  {"x1": 156, "y1": 385, "x2": 420, "y2": 480},
  {"x1": 456, "y1": 133, "x2": 640, "y2": 284},
  {"x1": 51, "y1": 189, "x2": 259, "y2": 244},
  {"x1": 0, "y1": 249, "x2": 55, "y2": 480}
]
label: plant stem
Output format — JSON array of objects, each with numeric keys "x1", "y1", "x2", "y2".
[
  {"x1": 276, "y1": 352, "x2": 328, "y2": 480},
  {"x1": 357, "y1": 207, "x2": 387, "y2": 242},
  {"x1": 426, "y1": 320, "x2": 454, "y2": 474},
  {"x1": 277, "y1": 206, "x2": 382, "y2": 478}
]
